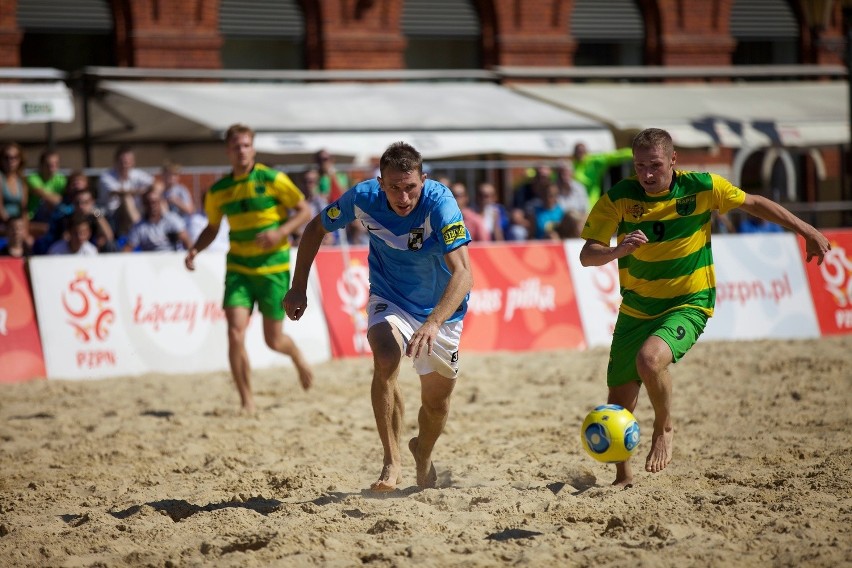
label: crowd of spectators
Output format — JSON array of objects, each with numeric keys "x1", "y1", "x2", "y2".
[
  {"x1": 0, "y1": 141, "x2": 785, "y2": 259},
  {"x1": 0, "y1": 142, "x2": 212, "y2": 259}
]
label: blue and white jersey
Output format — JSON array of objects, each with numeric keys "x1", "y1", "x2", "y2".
[{"x1": 320, "y1": 178, "x2": 471, "y2": 323}]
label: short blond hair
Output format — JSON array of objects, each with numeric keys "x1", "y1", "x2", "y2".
[
  {"x1": 225, "y1": 123, "x2": 255, "y2": 143},
  {"x1": 632, "y1": 128, "x2": 674, "y2": 157}
]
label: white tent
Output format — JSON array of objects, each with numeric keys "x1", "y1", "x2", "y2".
[
  {"x1": 0, "y1": 79, "x2": 616, "y2": 165},
  {"x1": 0, "y1": 81, "x2": 74, "y2": 125},
  {"x1": 94, "y1": 80, "x2": 616, "y2": 163},
  {"x1": 511, "y1": 81, "x2": 848, "y2": 149}
]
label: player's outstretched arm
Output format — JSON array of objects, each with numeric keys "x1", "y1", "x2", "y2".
[
  {"x1": 257, "y1": 200, "x2": 314, "y2": 249},
  {"x1": 579, "y1": 232, "x2": 648, "y2": 267},
  {"x1": 284, "y1": 215, "x2": 328, "y2": 321},
  {"x1": 738, "y1": 194, "x2": 831, "y2": 264},
  {"x1": 408, "y1": 245, "x2": 473, "y2": 359},
  {"x1": 184, "y1": 223, "x2": 220, "y2": 271}
]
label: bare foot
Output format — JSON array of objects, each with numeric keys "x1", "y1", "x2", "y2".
[
  {"x1": 408, "y1": 437, "x2": 437, "y2": 489},
  {"x1": 240, "y1": 398, "x2": 256, "y2": 415},
  {"x1": 645, "y1": 427, "x2": 673, "y2": 473},
  {"x1": 239, "y1": 405, "x2": 257, "y2": 418},
  {"x1": 370, "y1": 463, "x2": 402, "y2": 492},
  {"x1": 293, "y1": 354, "x2": 313, "y2": 391},
  {"x1": 612, "y1": 462, "x2": 633, "y2": 488}
]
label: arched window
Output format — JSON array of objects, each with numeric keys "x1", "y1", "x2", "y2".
[
  {"x1": 17, "y1": 0, "x2": 115, "y2": 71},
  {"x1": 219, "y1": 0, "x2": 305, "y2": 69},
  {"x1": 402, "y1": 0, "x2": 481, "y2": 69},
  {"x1": 571, "y1": 0, "x2": 645, "y2": 66},
  {"x1": 731, "y1": 0, "x2": 800, "y2": 64}
]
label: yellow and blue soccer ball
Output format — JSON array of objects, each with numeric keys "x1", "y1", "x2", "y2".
[{"x1": 580, "y1": 404, "x2": 641, "y2": 463}]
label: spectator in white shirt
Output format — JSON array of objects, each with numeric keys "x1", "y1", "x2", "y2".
[
  {"x1": 123, "y1": 185, "x2": 191, "y2": 252},
  {"x1": 97, "y1": 145, "x2": 153, "y2": 238},
  {"x1": 47, "y1": 213, "x2": 98, "y2": 256},
  {"x1": 554, "y1": 161, "x2": 590, "y2": 239}
]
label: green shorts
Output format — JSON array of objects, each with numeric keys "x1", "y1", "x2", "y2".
[
  {"x1": 223, "y1": 270, "x2": 290, "y2": 320},
  {"x1": 606, "y1": 308, "x2": 708, "y2": 387}
]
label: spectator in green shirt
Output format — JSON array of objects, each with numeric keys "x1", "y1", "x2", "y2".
[
  {"x1": 315, "y1": 149, "x2": 349, "y2": 203},
  {"x1": 572, "y1": 142, "x2": 633, "y2": 207},
  {"x1": 26, "y1": 149, "x2": 67, "y2": 223}
]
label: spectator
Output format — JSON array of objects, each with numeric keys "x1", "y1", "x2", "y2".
[
  {"x1": 97, "y1": 145, "x2": 154, "y2": 237},
  {"x1": 123, "y1": 185, "x2": 191, "y2": 252},
  {"x1": 712, "y1": 211, "x2": 737, "y2": 234},
  {"x1": 315, "y1": 149, "x2": 349, "y2": 203},
  {"x1": 41, "y1": 171, "x2": 85, "y2": 247},
  {"x1": 1, "y1": 143, "x2": 28, "y2": 229},
  {"x1": 0, "y1": 215, "x2": 32, "y2": 258},
  {"x1": 738, "y1": 213, "x2": 785, "y2": 233},
  {"x1": 40, "y1": 172, "x2": 115, "y2": 254},
  {"x1": 512, "y1": 164, "x2": 551, "y2": 211},
  {"x1": 369, "y1": 155, "x2": 381, "y2": 179},
  {"x1": 301, "y1": 168, "x2": 328, "y2": 211},
  {"x1": 553, "y1": 161, "x2": 589, "y2": 238},
  {"x1": 70, "y1": 185, "x2": 116, "y2": 253},
  {"x1": 47, "y1": 213, "x2": 98, "y2": 256},
  {"x1": 510, "y1": 164, "x2": 551, "y2": 240},
  {"x1": 572, "y1": 142, "x2": 633, "y2": 207},
  {"x1": 451, "y1": 182, "x2": 489, "y2": 241},
  {"x1": 161, "y1": 161, "x2": 196, "y2": 221},
  {"x1": 26, "y1": 149, "x2": 66, "y2": 224},
  {"x1": 475, "y1": 181, "x2": 509, "y2": 241},
  {"x1": 293, "y1": 168, "x2": 332, "y2": 247},
  {"x1": 508, "y1": 208, "x2": 531, "y2": 241},
  {"x1": 345, "y1": 219, "x2": 370, "y2": 245},
  {"x1": 532, "y1": 183, "x2": 565, "y2": 240}
]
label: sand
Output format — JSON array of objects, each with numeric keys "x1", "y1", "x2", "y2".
[{"x1": 1, "y1": 336, "x2": 850, "y2": 567}]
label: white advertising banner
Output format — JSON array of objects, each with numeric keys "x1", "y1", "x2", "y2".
[
  {"x1": 564, "y1": 238, "x2": 620, "y2": 348},
  {"x1": 705, "y1": 233, "x2": 819, "y2": 340},
  {"x1": 29, "y1": 251, "x2": 331, "y2": 380},
  {"x1": 565, "y1": 233, "x2": 819, "y2": 348}
]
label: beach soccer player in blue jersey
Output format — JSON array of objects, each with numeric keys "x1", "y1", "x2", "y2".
[{"x1": 284, "y1": 142, "x2": 474, "y2": 492}]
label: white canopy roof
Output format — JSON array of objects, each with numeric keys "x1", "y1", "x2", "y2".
[
  {"x1": 95, "y1": 81, "x2": 615, "y2": 162},
  {"x1": 0, "y1": 81, "x2": 74, "y2": 124},
  {"x1": 512, "y1": 82, "x2": 848, "y2": 149}
]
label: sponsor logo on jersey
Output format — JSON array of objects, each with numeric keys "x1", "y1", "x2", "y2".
[
  {"x1": 676, "y1": 195, "x2": 696, "y2": 216},
  {"x1": 627, "y1": 203, "x2": 645, "y2": 220},
  {"x1": 441, "y1": 222, "x2": 467, "y2": 245},
  {"x1": 408, "y1": 228, "x2": 424, "y2": 251},
  {"x1": 326, "y1": 205, "x2": 341, "y2": 221},
  {"x1": 374, "y1": 303, "x2": 388, "y2": 314}
]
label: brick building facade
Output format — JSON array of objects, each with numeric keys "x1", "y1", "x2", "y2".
[
  {"x1": 0, "y1": 0, "x2": 848, "y2": 225},
  {"x1": 0, "y1": 0, "x2": 845, "y2": 70}
]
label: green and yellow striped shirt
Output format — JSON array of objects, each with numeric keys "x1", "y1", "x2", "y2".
[
  {"x1": 205, "y1": 164, "x2": 305, "y2": 276},
  {"x1": 581, "y1": 171, "x2": 746, "y2": 319}
]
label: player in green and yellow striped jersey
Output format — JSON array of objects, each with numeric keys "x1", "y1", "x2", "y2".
[
  {"x1": 185, "y1": 123, "x2": 314, "y2": 413},
  {"x1": 580, "y1": 128, "x2": 830, "y2": 487}
]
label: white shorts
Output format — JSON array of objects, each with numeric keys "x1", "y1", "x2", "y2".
[{"x1": 367, "y1": 295, "x2": 463, "y2": 379}]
